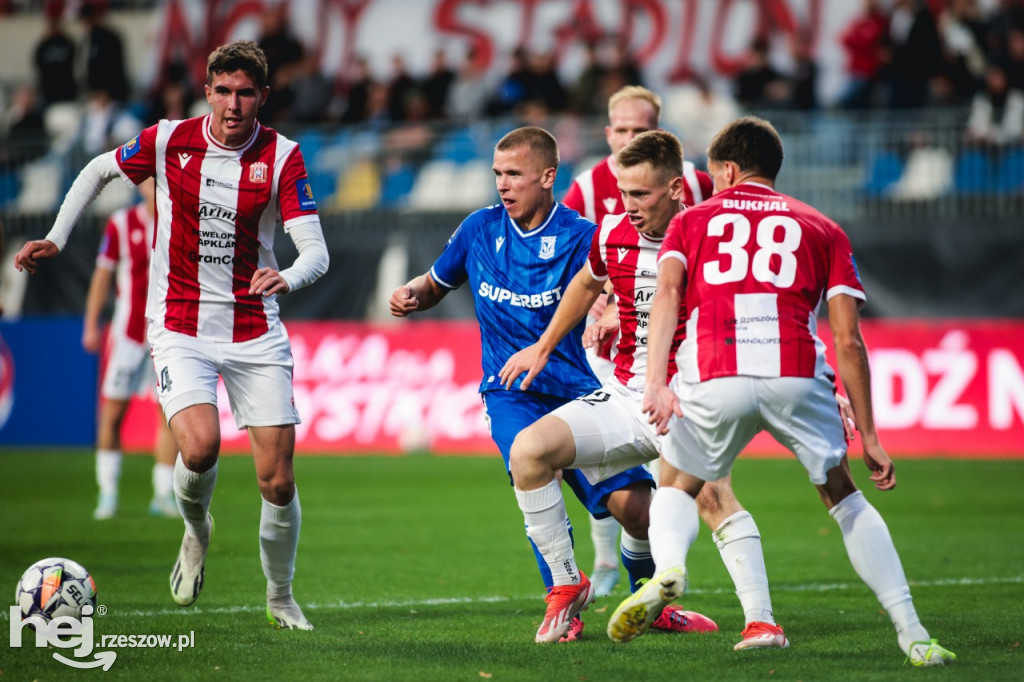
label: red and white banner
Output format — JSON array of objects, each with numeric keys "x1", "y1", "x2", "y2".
[
  {"x1": 150, "y1": 0, "x2": 874, "y2": 107},
  {"x1": 120, "y1": 318, "x2": 1024, "y2": 457}
]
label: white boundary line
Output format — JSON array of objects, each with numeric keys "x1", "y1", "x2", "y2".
[{"x1": 5, "y1": 574, "x2": 1017, "y2": 620}]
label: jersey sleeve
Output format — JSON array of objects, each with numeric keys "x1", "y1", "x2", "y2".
[
  {"x1": 114, "y1": 125, "x2": 158, "y2": 184},
  {"x1": 95, "y1": 219, "x2": 118, "y2": 271},
  {"x1": 696, "y1": 171, "x2": 714, "y2": 203},
  {"x1": 429, "y1": 215, "x2": 475, "y2": 290},
  {"x1": 563, "y1": 180, "x2": 585, "y2": 214},
  {"x1": 658, "y1": 211, "x2": 688, "y2": 267},
  {"x1": 278, "y1": 147, "x2": 320, "y2": 228},
  {"x1": 824, "y1": 224, "x2": 867, "y2": 303},
  {"x1": 681, "y1": 165, "x2": 714, "y2": 207},
  {"x1": 586, "y1": 215, "x2": 612, "y2": 280}
]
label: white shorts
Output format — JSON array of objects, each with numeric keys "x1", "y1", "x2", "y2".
[
  {"x1": 661, "y1": 374, "x2": 847, "y2": 484},
  {"x1": 550, "y1": 379, "x2": 660, "y2": 485},
  {"x1": 101, "y1": 335, "x2": 154, "y2": 401},
  {"x1": 149, "y1": 322, "x2": 300, "y2": 429}
]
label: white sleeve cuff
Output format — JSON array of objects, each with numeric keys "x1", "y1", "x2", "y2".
[{"x1": 279, "y1": 220, "x2": 329, "y2": 292}]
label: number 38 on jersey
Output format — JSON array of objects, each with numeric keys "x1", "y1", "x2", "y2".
[{"x1": 703, "y1": 213, "x2": 802, "y2": 289}]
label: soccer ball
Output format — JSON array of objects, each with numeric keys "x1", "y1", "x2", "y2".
[{"x1": 15, "y1": 557, "x2": 97, "y2": 623}]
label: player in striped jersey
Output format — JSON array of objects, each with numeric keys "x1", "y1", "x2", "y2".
[
  {"x1": 613, "y1": 117, "x2": 955, "y2": 665},
  {"x1": 563, "y1": 85, "x2": 714, "y2": 597},
  {"x1": 15, "y1": 41, "x2": 328, "y2": 631},
  {"x1": 564, "y1": 85, "x2": 713, "y2": 225},
  {"x1": 501, "y1": 130, "x2": 774, "y2": 644},
  {"x1": 83, "y1": 179, "x2": 179, "y2": 520}
]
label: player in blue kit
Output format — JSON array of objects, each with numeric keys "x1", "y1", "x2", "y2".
[{"x1": 391, "y1": 127, "x2": 685, "y2": 642}]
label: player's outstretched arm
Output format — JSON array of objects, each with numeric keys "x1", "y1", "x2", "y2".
[
  {"x1": 498, "y1": 266, "x2": 604, "y2": 391},
  {"x1": 642, "y1": 257, "x2": 686, "y2": 434},
  {"x1": 390, "y1": 272, "x2": 448, "y2": 317},
  {"x1": 20, "y1": 154, "x2": 123, "y2": 274},
  {"x1": 827, "y1": 293, "x2": 896, "y2": 491},
  {"x1": 13, "y1": 240, "x2": 59, "y2": 274}
]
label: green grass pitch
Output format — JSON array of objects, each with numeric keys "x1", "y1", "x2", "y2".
[{"x1": 1, "y1": 450, "x2": 1021, "y2": 680}]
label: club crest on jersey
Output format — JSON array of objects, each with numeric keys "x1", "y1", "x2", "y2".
[
  {"x1": 120, "y1": 136, "x2": 141, "y2": 162},
  {"x1": 602, "y1": 197, "x2": 618, "y2": 213},
  {"x1": 249, "y1": 161, "x2": 268, "y2": 184},
  {"x1": 539, "y1": 236, "x2": 556, "y2": 260},
  {"x1": 296, "y1": 179, "x2": 317, "y2": 211}
]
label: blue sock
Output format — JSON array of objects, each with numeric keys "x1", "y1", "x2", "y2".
[
  {"x1": 528, "y1": 518, "x2": 574, "y2": 590},
  {"x1": 621, "y1": 532, "x2": 655, "y2": 593}
]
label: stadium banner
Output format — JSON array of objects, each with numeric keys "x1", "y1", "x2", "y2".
[
  {"x1": 147, "y1": 0, "x2": 865, "y2": 107},
  {"x1": 106, "y1": 318, "x2": 1024, "y2": 457},
  {"x1": 0, "y1": 318, "x2": 98, "y2": 447}
]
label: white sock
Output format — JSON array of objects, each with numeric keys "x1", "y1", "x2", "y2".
[
  {"x1": 713, "y1": 511, "x2": 775, "y2": 625},
  {"x1": 173, "y1": 455, "x2": 216, "y2": 543},
  {"x1": 261, "y1": 490, "x2": 301, "y2": 600},
  {"x1": 95, "y1": 449, "x2": 121, "y2": 497},
  {"x1": 153, "y1": 462, "x2": 175, "y2": 498},
  {"x1": 515, "y1": 480, "x2": 580, "y2": 586},
  {"x1": 829, "y1": 491, "x2": 929, "y2": 652},
  {"x1": 590, "y1": 515, "x2": 621, "y2": 569},
  {"x1": 648, "y1": 486, "x2": 699, "y2": 573}
]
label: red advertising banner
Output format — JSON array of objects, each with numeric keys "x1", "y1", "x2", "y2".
[{"x1": 121, "y1": 319, "x2": 1024, "y2": 457}]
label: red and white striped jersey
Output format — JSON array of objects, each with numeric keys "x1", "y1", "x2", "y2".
[
  {"x1": 588, "y1": 213, "x2": 686, "y2": 390},
  {"x1": 96, "y1": 203, "x2": 153, "y2": 344},
  {"x1": 564, "y1": 155, "x2": 713, "y2": 224},
  {"x1": 659, "y1": 183, "x2": 866, "y2": 383},
  {"x1": 112, "y1": 115, "x2": 320, "y2": 342}
]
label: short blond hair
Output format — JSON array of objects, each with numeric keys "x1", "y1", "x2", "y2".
[
  {"x1": 495, "y1": 126, "x2": 559, "y2": 170},
  {"x1": 607, "y1": 85, "x2": 662, "y2": 120}
]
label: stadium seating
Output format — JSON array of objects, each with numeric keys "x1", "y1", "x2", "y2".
[
  {"x1": 331, "y1": 158, "x2": 381, "y2": 212},
  {"x1": 408, "y1": 160, "x2": 461, "y2": 210},
  {"x1": 995, "y1": 146, "x2": 1024, "y2": 194},
  {"x1": 379, "y1": 162, "x2": 417, "y2": 208},
  {"x1": 455, "y1": 159, "x2": 497, "y2": 209},
  {"x1": 953, "y1": 149, "x2": 993, "y2": 195},
  {"x1": 435, "y1": 126, "x2": 479, "y2": 164},
  {"x1": 863, "y1": 152, "x2": 904, "y2": 196}
]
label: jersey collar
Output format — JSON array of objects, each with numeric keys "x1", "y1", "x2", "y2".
[
  {"x1": 202, "y1": 114, "x2": 261, "y2": 152},
  {"x1": 508, "y1": 202, "x2": 558, "y2": 239}
]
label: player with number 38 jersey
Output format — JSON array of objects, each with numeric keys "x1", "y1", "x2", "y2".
[{"x1": 659, "y1": 183, "x2": 865, "y2": 383}]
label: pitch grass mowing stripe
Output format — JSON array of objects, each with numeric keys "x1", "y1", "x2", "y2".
[{"x1": 6, "y1": 574, "x2": 1015, "y2": 621}]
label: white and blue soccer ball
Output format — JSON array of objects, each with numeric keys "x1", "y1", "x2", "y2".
[{"x1": 15, "y1": 557, "x2": 97, "y2": 622}]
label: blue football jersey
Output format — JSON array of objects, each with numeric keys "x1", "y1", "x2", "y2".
[{"x1": 431, "y1": 202, "x2": 600, "y2": 399}]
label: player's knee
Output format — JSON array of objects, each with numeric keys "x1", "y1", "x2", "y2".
[
  {"x1": 258, "y1": 472, "x2": 295, "y2": 506},
  {"x1": 509, "y1": 428, "x2": 543, "y2": 479},
  {"x1": 178, "y1": 435, "x2": 220, "y2": 472}
]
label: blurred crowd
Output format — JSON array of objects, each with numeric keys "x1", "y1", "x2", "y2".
[
  {"x1": 2, "y1": 0, "x2": 1023, "y2": 160},
  {"x1": 834, "y1": 0, "x2": 1024, "y2": 145}
]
